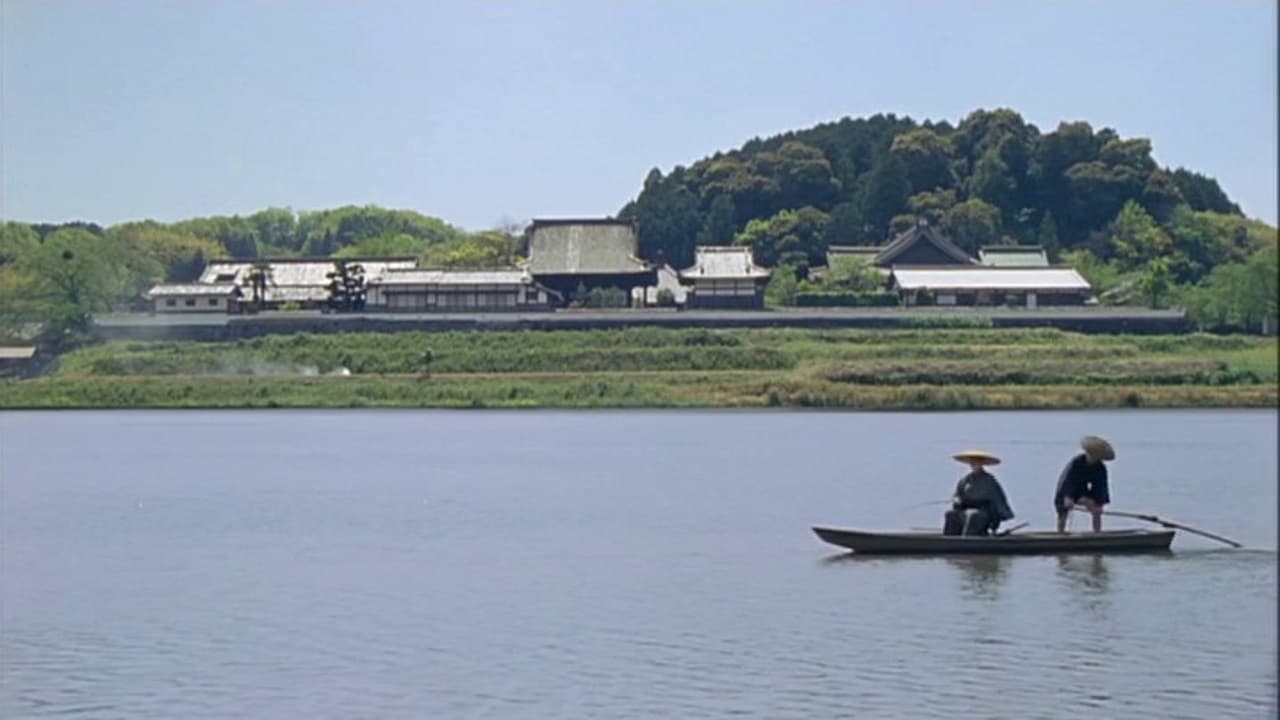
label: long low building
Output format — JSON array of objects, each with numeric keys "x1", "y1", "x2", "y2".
[
  {"x1": 888, "y1": 266, "x2": 1092, "y2": 307},
  {"x1": 199, "y1": 257, "x2": 418, "y2": 308},
  {"x1": 146, "y1": 283, "x2": 244, "y2": 313},
  {"x1": 365, "y1": 269, "x2": 560, "y2": 311}
]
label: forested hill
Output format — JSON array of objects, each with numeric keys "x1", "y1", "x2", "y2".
[{"x1": 617, "y1": 108, "x2": 1257, "y2": 277}]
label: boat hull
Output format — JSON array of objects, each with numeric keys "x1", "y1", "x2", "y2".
[{"x1": 812, "y1": 527, "x2": 1175, "y2": 555}]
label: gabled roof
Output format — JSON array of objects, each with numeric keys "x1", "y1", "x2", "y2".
[
  {"x1": 526, "y1": 219, "x2": 651, "y2": 275},
  {"x1": 979, "y1": 245, "x2": 1050, "y2": 267},
  {"x1": 888, "y1": 266, "x2": 1091, "y2": 291},
  {"x1": 678, "y1": 246, "x2": 771, "y2": 280},
  {"x1": 874, "y1": 222, "x2": 977, "y2": 266}
]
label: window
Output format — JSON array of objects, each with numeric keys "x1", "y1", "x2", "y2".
[
  {"x1": 184, "y1": 299, "x2": 197, "y2": 307},
  {"x1": 165, "y1": 299, "x2": 176, "y2": 307},
  {"x1": 208, "y1": 298, "x2": 220, "y2": 306},
  {"x1": 215, "y1": 273, "x2": 236, "y2": 282}
]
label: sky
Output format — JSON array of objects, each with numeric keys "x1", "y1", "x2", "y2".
[{"x1": 2, "y1": 1, "x2": 1276, "y2": 230}]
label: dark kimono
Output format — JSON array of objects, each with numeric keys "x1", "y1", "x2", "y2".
[
  {"x1": 949, "y1": 470, "x2": 1015, "y2": 534},
  {"x1": 1053, "y1": 453, "x2": 1110, "y2": 512}
]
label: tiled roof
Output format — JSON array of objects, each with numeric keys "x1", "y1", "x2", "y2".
[
  {"x1": 979, "y1": 246, "x2": 1050, "y2": 267},
  {"x1": 889, "y1": 266, "x2": 1091, "y2": 291},
  {"x1": 200, "y1": 257, "x2": 418, "y2": 287},
  {"x1": 876, "y1": 224, "x2": 977, "y2": 265},
  {"x1": 678, "y1": 246, "x2": 771, "y2": 280},
  {"x1": 527, "y1": 220, "x2": 650, "y2": 275},
  {"x1": 147, "y1": 283, "x2": 243, "y2": 298}
]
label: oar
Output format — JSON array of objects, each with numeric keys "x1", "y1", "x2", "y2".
[
  {"x1": 1073, "y1": 507, "x2": 1242, "y2": 548},
  {"x1": 900, "y1": 499, "x2": 952, "y2": 511}
]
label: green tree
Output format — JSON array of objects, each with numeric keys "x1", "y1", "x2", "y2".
[
  {"x1": 820, "y1": 201, "x2": 873, "y2": 246},
  {"x1": 1138, "y1": 257, "x2": 1172, "y2": 308},
  {"x1": 1107, "y1": 201, "x2": 1171, "y2": 270},
  {"x1": 1170, "y1": 168, "x2": 1241, "y2": 214},
  {"x1": 763, "y1": 263, "x2": 800, "y2": 306},
  {"x1": 733, "y1": 207, "x2": 829, "y2": 271},
  {"x1": 1037, "y1": 211, "x2": 1060, "y2": 257},
  {"x1": 942, "y1": 199, "x2": 1003, "y2": 255},
  {"x1": 241, "y1": 262, "x2": 274, "y2": 310},
  {"x1": 889, "y1": 128, "x2": 955, "y2": 193},
  {"x1": 855, "y1": 153, "x2": 910, "y2": 239},
  {"x1": 325, "y1": 260, "x2": 367, "y2": 311},
  {"x1": 697, "y1": 194, "x2": 738, "y2": 246},
  {"x1": 15, "y1": 228, "x2": 132, "y2": 332},
  {"x1": 906, "y1": 189, "x2": 958, "y2": 226}
]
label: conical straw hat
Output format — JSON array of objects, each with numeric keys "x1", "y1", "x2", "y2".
[
  {"x1": 953, "y1": 449, "x2": 1001, "y2": 466},
  {"x1": 1081, "y1": 436, "x2": 1115, "y2": 461}
]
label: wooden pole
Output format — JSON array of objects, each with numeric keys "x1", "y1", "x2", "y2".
[{"x1": 1073, "y1": 507, "x2": 1242, "y2": 548}]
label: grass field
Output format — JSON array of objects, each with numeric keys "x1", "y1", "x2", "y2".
[{"x1": 2, "y1": 328, "x2": 1275, "y2": 409}]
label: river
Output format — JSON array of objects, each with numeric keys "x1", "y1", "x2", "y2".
[{"x1": 1, "y1": 409, "x2": 1275, "y2": 719}]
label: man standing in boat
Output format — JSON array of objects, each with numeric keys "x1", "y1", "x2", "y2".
[
  {"x1": 1054, "y1": 436, "x2": 1115, "y2": 533},
  {"x1": 944, "y1": 450, "x2": 1015, "y2": 536}
]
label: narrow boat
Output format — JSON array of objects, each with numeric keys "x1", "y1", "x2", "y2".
[{"x1": 812, "y1": 526, "x2": 1175, "y2": 555}]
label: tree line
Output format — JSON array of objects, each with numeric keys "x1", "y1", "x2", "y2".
[{"x1": 0, "y1": 205, "x2": 524, "y2": 341}]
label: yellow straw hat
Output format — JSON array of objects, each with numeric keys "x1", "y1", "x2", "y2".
[
  {"x1": 1081, "y1": 435, "x2": 1115, "y2": 461},
  {"x1": 953, "y1": 449, "x2": 1001, "y2": 466}
]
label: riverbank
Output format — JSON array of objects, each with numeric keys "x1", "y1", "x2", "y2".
[{"x1": 1, "y1": 328, "x2": 1275, "y2": 409}]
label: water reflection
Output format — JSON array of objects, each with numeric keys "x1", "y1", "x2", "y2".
[
  {"x1": 1056, "y1": 554, "x2": 1112, "y2": 620},
  {"x1": 944, "y1": 555, "x2": 1010, "y2": 601}
]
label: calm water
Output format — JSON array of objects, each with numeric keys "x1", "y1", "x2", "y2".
[{"x1": 1, "y1": 409, "x2": 1275, "y2": 719}]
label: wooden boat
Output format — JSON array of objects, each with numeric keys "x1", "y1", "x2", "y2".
[{"x1": 812, "y1": 526, "x2": 1175, "y2": 555}]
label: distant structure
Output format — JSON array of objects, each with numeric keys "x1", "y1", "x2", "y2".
[
  {"x1": 826, "y1": 220, "x2": 978, "y2": 270},
  {"x1": 887, "y1": 266, "x2": 1092, "y2": 307},
  {"x1": 524, "y1": 218, "x2": 656, "y2": 303},
  {"x1": 677, "y1": 246, "x2": 771, "y2": 309},
  {"x1": 365, "y1": 269, "x2": 559, "y2": 312},
  {"x1": 978, "y1": 245, "x2": 1050, "y2": 267}
]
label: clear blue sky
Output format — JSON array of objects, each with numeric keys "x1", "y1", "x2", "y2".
[{"x1": 2, "y1": 0, "x2": 1276, "y2": 229}]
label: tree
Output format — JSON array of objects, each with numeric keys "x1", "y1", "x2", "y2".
[
  {"x1": 697, "y1": 194, "x2": 738, "y2": 247},
  {"x1": 1182, "y1": 244, "x2": 1278, "y2": 332},
  {"x1": 942, "y1": 199, "x2": 1003, "y2": 255},
  {"x1": 619, "y1": 169, "x2": 703, "y2": 267},
  {"x1": 855, "y1": 153, "x2": 910, "y2": 239},
  {"x1": 325, "y1": 260, "x2": 366, "y2": 312},
  {"x1": 763, "y1": 263, "x2": 800, "y2": 306},
  {"x1": 1138, "y1": 170, "x2": 1186, "y2": 224},
  {"x1": 906, "y1": 189, "x2": 957, "y2": 226},
  {"x1": 1138, "y1": 257, "x2": 1172, "y2": 308},
  {"x1": 752, "y1": 141, "x2": 842, "y2": 210},
  {"x1": 241, "y1": 262, "x2": 274, "y2": 310},
  {"x1": 733, "y1": 207, "x2": 829, "y2": 271},
  {"x1": 1170, "y1": 168, "x2": 1241, "y2": 214},
  {"x1": 820, "y1": 201, "x2": 874, "y2": 246},
  {"x1": 889, "y1": 129, "x2": 955, "y2": 193},
  {"x1": 1107, "y1": 201, "x2": 1171, "y2": 270},
  {"x1": 1037, "y1": 211, "x2": 1060, "y2": 257},
  {"x1": 15, "y1": 228, "x2": 132, "y2": 333}
]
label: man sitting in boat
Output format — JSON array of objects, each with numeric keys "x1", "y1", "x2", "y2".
[
  {"x1": 943, "y1": 450, "x2": 1015, "y2": 536},
  {"x1": 1054, "y1": 435, "x2": 1114, "y2": 533}
]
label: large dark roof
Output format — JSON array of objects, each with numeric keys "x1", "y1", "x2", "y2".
[{"x1": 874, "y1": 223, "x2": 977, "y2": 266}]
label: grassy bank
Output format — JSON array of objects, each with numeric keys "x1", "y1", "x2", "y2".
[{"x1": 2, "y1": 328, "x2": 1275, "y2": 409}]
